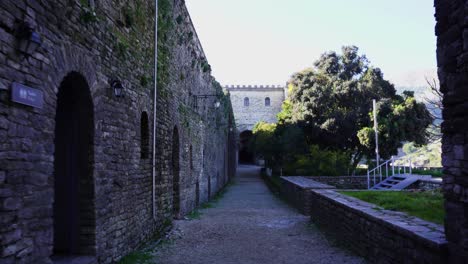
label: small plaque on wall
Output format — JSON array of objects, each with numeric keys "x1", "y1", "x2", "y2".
[{"x1": 11, "y1": 82, "x2": 44, "y2": 109}]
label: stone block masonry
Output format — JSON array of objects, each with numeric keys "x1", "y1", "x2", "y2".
[
  {"x1": 435, "y1": 0, "x2": 468, "y2": 261},
  {"x1": 279, "y1": 177, "x2": 448, "y2": 263},
  {"x1": 225, "y1": 85, "x2": 285, "y2": 132},
  {"x1": 279, "y1": 177, "x2": 335, "y2": 215},
  {"x1": 307, "y1": 176, "x2": 369, "y2": 189},
  {"x1": 0, "y1": 0, "x2": 236, "y2": 263}
]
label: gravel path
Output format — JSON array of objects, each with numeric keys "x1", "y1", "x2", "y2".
[{"x1": 152, "y1": 165, "x2": 365, "y2": 264}]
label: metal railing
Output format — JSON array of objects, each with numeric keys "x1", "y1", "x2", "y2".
[{"x1": 367, "y1": 156, "x2": 412, "y2": 189}]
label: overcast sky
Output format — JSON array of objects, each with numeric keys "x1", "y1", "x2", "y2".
[{"x1": 185, "y1": 0, "x2": 437, "y2": 88}]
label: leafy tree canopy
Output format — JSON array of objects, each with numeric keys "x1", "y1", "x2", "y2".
[{"x1": 278, "y1": 46, "x2": 432, "y2": 170}]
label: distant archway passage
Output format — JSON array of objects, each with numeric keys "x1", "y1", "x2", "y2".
[
  {"x1": 239, "y1": 130, "x2": 254, "y2": 164},
  {"x1": 172, "y1": 126, "x2": 181, "y2": 218},
  {"x1": 53, "y1": 72, "x2": 95, "y2": 255}
]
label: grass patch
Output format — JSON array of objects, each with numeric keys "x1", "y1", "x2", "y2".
[
  {"x1": 186, "y1": 209, "x2": 202, "y2": 220},
  {"x1": 118, "y1": 251, "x2": 153, "y2": 264},
  {"x1": 339, "y1": 191, "x2": 444, "y2": 224},
  {"x1": 197, "y1": 180, "x2": 235, "y2": 209},
  {"x1": 200, "y1": 202, "x2": 214, "y2": 209},
  {"x1": 411, "y1": 168, "x2": 443, "y2": 178}
]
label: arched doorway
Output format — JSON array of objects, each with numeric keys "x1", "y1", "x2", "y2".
[
  {"x1": 172, "y1": 126, "x2": 180, "y2": 218},
  {"x1": 53, "y1": 72, "x2": 95, "y2": 256},
  {"x1": 239, "y1": 130, "x2": 254, "y2": 164}
]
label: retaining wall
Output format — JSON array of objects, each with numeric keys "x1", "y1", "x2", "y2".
[
  {"x1": 280, "y1": 177, "x2": 448, "y2": 263},
  {"x1": 307, "y1": 176, "x2": 368, "y2": 189}
]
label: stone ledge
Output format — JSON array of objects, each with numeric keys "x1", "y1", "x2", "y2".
[
  {"x1": 307, "y1": 176, "x2": 369, "y2": 189},
  {"x1": 309, "y1": 188, "x2": 448, "y2": 263},
  {"x1": 278, "y1": 176, "x2": 448, "y2": 262},
  {"x1": 313, "y1": 189, "x2": 447, "y2": 249},
  {"x1": 280, "y1": 176, "x2": 335, "y2": 189}
]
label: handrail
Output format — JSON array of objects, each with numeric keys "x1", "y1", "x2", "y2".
[{"x1": 367, "y1": 156, "x2": 413, "y2": 189}]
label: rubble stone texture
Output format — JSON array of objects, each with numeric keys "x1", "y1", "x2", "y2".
[
  {"x1": 0, "y1": 0, "x2": 236, "y2": 263},
  {"x1": 435, "y1": 0, "x2": 468, "y2": 261},
  {"x1": 280, "y1": 177, "x2": 448, "y2": 263}
]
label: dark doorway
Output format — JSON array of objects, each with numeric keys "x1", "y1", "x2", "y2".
[
  {"x1": 140, "y1": 112, "x2": 149, "y2": 159},
  {"x1": 172, "y1": 126, "x2": 180, "y2": 218},
  {"x1": 239, "y1": 130, "x2": 254, "y2": 164},
  {"x1": 53, "y1": 72, "x2": 95, "y2": 256}
]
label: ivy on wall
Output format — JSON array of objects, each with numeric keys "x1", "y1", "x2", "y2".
[{"x1": 157, "y1": 0, "x2": 174, "y2": 97}]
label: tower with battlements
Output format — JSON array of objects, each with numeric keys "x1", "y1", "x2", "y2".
[{"x1": 225, "y1": 85, "x2": 286, "y2": 133}]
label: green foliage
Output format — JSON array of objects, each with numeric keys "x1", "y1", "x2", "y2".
[
  {"x1": 340, "y1": 191, "x2": 444, "y2": 224},
  {"x1": 123, "y1": 6, "x2": 134, "y2": 27},
  {"x1": 186, "y1": 209, "x2": 202, "y2": 220},
  {"x1": 278, "y1": 46, "x2": 433, "y2": 170},
  {"x1": 118, "y1": 252, "x2": 152, "y2": 264},
  {"x1": 116, "y1": 41, "x2": 129, "y2": 58},
  {"x1": 140, "y1": 75, "x2": 150, "y2": 87},
  {"x1": 285, "y1": 146, "x2": 350, "y2": 176},
  {"x1": 403, "y1": 142, "x2": 418, "y2": 154},
  {"x1": 251, "y1": 121, "x2": 349, "y2": 175},
  {"x1": 357, "y1": 95, "x2": 433, "y2": 159},
  {"x1": 157, "y1": 0, "x2": 175, "y2": 97},
  {"x1": 399, "y1": 141, "x2": 442, "y2": 168},
  {"x1": 251, "y1": 122, "x2": 278, "y2": 165},
  {"x1": 277, "y1": 99, "x2": 293, "y2": 124},
  {"x1": 199, "y1": 180, "x2": 234, "y2": 208},
  {"x1": 411, "y1": 168, "x2": 443, "y2": 178},
  {"x1": 79, "y1": 0, "x2": 98, "y2": 24},
  {"x1": 176, "y1": 15, "x2": 183, "y2": 24},
  {"x1": 251, "y1": 122, "x2": 305, "y2": 171},
  {"x1": 201, "y1": 60, "x2": 211, "y2": 73},
  {"x1": 80, "y1": 10, "x2": 98, "y2": 23},
  {"x1": 200, "y1": 202, "x2": 214, "y2": 209}
]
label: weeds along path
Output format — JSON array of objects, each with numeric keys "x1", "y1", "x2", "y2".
[{"x1": 134, "y1": 165, "x2": 364, "y2": 264}]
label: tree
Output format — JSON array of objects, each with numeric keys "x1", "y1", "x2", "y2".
[
  {"x1": 357, "y1": 94, "x2": 433, "y2": 160},
  {"x1": 279, "y1": 46, "x2": 433, "y2": 171},
  {"x1": 423, "y1": 78, "x2": 442, "y2": 141},
  {"x1": 251, "y1": 122, "x2": 306, "y2": 171}
]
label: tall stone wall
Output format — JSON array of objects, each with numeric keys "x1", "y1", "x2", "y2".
[
  {"x1": 435, "y1": 0, "x2": 468, "y2": 262},
  {"x1": 0, "y1": 0, "x2": 236, "y2": 263},
  {"x1": 226, "y1": 85, "x2": 285, "y2": 132}
]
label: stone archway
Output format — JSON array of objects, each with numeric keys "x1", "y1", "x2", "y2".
[
  {"x1": 53, "y1": 72, "x2": 95, "y2": 256},
  {"x1": 172, "y1": 126, "x2": 181, "y2": 218},
  {"x1": 239, "y1": 130, "x2": 254, "y2": 164}
]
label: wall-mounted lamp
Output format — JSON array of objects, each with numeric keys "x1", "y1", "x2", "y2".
[
  {"x1": 110, "y1": 80, "x2": 124, "y2": 98},
  {"x1": 16, "y1": 22, "x2": 42, "y2": 57},
  {"x1": 191, "y1": 93, "x2": 221, "y2": 109}
]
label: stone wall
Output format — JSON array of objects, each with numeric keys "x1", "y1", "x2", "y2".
[
  {"x1": 309, "y1": 189, "x2": 448, "y2": 263},
  {"x1": 434, "y1": 0, "x2": 468, "y2": 261},
  {"x1": 279, "y1": 178, "x2": 448, "y2": 263},
  {"x1": 225, "y1": 85, "x2": 285, "y2": 132},
  {"x1": 307, "y1": 176, "x2": 368, "y2": 189},
  {"x1": 407, "y1": 179, "x2": 443, "y2": 191},
  {"x1": 0, "y1": 0, "x2": 236, "y2": 263},
  {"x1": 279, "y1": 177, "x2": 335, "y2": 215}
]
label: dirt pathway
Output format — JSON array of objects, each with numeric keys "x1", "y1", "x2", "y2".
[{"x1": 151, "y1": 165, "x2": 364, "y2": 264}]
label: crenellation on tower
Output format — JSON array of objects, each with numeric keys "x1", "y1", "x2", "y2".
[{"x1": 225, "y1": 84, "x2": 286, "y2": 132}]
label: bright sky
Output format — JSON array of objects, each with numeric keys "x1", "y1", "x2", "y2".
[{"x1": 185, "y1": 0, "x2": 437, "y2": 88}]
